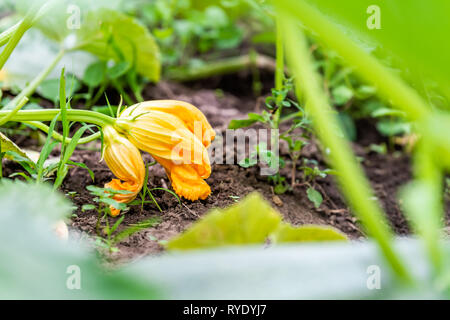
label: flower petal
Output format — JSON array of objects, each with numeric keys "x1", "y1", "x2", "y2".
[
  {"x1": 121, "y1": 100, "x2": 215, "y2": 147},
  {"x1": 153, "y1": 155, "x2": 211, "y2": 201}
]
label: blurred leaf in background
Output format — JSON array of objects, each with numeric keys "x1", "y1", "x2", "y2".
[
  {"x1": 76, "y1": 8, "x2": 160, "y2": 81},
  {"x1": 2, "y1": 0, "x2": 161, "y2": 92}
]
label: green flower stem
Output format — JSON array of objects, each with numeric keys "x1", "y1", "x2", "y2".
[
  {"x1": 412, "y1": 142, "x2": 444, "y2": 274},
  {"x1": 0, "y1": 21, "x2": 22, "y2": 48},
  {"x1": 277, "y1": 0, "x2": 429, "y2": 123},
  {"x1": 272, "y1": 16, "x2": 285, "y2": 129},
  {"x1": 0, "y1": 97, "x2": 29, "y2": 126},
  {"x1": 281, "y1": 16, "x2": 413, "y2": 283},
  {"x1": 0, "y1": 109, "x2": 115, "y2": 127},
  {"x1": 275, "y1": 16, "x2": 284, "y2": 92},
  {"x1": 23, "y1": 121, "x2": 102, "y2": 145},
  {"x1": 0, "y1": 10, "x2": 34, "y2": 70},
  {"x1": 0, "y1": 1, "x2": 54, "y2": 48},
  {"x1": 4, "y1": 49, "x2": 66, "y2": 110}
]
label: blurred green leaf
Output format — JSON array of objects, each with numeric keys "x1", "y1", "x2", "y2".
[
  {"x1": 228, "y1": 118, "x2": 258, "y2": 129},
  {"x1": 37, "y1": 77, "x2": 80, "y2": 102},
  {"x1": 0, "y1": 180, "x2": 160, "y2": 299},
  {"x1": 132, "y1": 239, "x2": 448, "y2": 299},
  {"x1": 76, "y1": 9, "x2": 160, "y2": 81},
  {"x1": 272, "y1": 223, "x2": 347, "y2": 243},
  {"x1": 338, "y1": 112, "x2": 356, "y2": 141},
  {"x1": 376, "y1": 120, "x2": 410, "y2": 137},
  {"x1": 83, "y1": 61, "x2": 106, "y2": 87},
  {"x1": 107, "y1": 61, "x2": 131, "y2": 79},
  {"x1": 0, "y1": 132, "x2": 31, "y2": 161},
  {"x1": 332, "y1": 85, "x2": 353, "y2": 105},
  {"x1": 167, "y1": 192, "x2": 282, "y2": 250},
  {"x1": 307, "y1": 187, "x2": 323, "y2": 209},
  {"x1": 239, "y1": 157, "x2": 257, "y2": 168},
  {"x1": 303, "y1": 0, "x2": 450, "y2": 103},
  {"x1": 371, "y1": 108, "x2": 406, "y2": 118},
  {"x1": 0, "y1": 180, "x2": 72, "y2": 223}
]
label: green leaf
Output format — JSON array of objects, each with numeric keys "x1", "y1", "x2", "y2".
[
  {"x1": 107, "y1": 61, "x2": 131, "y2": 79},
  {"x1": 0, "y1": 180, "x2": 160, "y2": 299},
  {"x1": 67, "y1": 160, "x2": 95, "y2": 182},
  {"x1": 0, "y1": 132, "x2": 32, "y2": 162},
  {"x1": 371, "y1": 108, "x2": 406, "y2": 118},
  {"x1": 113, "y1": 217, "x2": 162, "y2": 244},
  {"x1": 83, "y1": 61, "x2": 106, "y2": 87},
  {"x1": 76, "y1": 9, "x2": 161, "y2": 81},
  {"x1": 37, "y1": 77, "x2": 80, "y2": 102},
  {"x1": 36, "y1": 114, "x2": 60, "y2": 182},
  {"x1": 167, "y1": 192, "x2": 282, "y2": 250},
  {"x1": 274, "y1": 182, "x2": 289, "y2": 195},
  {"x1": 131, "y1": 239, "x2": 446, "y2": 299},
  {"x1": 247, "y1": 112, "x2": 266, "y2": 122},
  {"x1": 238, "y1": 157, "x2": 257, "y2": 168},
  {"x1": 82, "y1": 204, "x2": 96, "y2": 212},
  {"x1": 100, "y1": 197, "x2": 127, "y2": 210},
  {"x1": 272, "y1": 223, "x2": 348, "y2": 243},
  {"x1": 376, "y1": 120, "x2": 410, "y2": 137},
  {"x1": 0, "y1": 180, "x2": 72, "y2": 222},
  {"x1": 307, "y1": 187, "x2": 323, "y2": 208},
  {"x1": 297, "y1": 0, "x2": 450, "y2": 102},
  {"x1": 332, "y1": 85, "x2": 353, "y2": 105},
  {"x1": 338, "y1": 112, "x2": 356, "y2": 141},
  {"x1": 228, "y1": 118, "x2": 258, "y2": 129}
]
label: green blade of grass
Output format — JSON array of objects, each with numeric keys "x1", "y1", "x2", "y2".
[
  {"x1": 53, "y1": 124, "x2": 95, "y2": 189},
  {"x1": 36, "y1": 113, "x2": 60, "y2": 182},
  {"x1": 279, "y1": 14, "x2": 413, "y2": 284}
]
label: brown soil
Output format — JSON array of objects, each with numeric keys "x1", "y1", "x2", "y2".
[{"x1": 3, "y1": 75, "x2": 449, "y2": 264}]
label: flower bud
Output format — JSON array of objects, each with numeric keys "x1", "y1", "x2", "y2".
[{"x1": 103, "y1": 126, "x2": 145, "y2": 216}]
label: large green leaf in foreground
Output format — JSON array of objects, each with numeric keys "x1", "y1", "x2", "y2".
[
  {"x1": 134, "y1": 240, "x2": 447, "y2": 299},
  {"x1": 0, "y1": 180, "x2": 159, "y2": 299},
  {"x1": 1, "y1": 182, "x2": 447, "y2": 299}
]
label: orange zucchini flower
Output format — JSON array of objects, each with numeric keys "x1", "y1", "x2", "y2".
[
  {"x1": 115, "y1": 100, "x2": 215, "y2": 201},
  {"x1": 102, "y1": 126, "x2": 145, "y2": 216}
]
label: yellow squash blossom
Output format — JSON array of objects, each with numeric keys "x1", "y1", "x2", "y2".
[
  {"x1": 115, "y1": 100, "x2": 215, "y2": 201},
  {"x1": 102, "y1": 126, "x2": 145, "y2": 216}
]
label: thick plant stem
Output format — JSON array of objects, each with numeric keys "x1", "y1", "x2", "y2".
[
  {"x1": 272, "y1": 16, "x2": 285, "y2": 129},
  {"x1": 275, "y1": 17, "x2": 284, "y2": 92},
  {"x1": 0, "y1": 109, "x2": 115, "y2": 127},
  {"x1": 166, "y1": 54, "x2": 277, "y2": 82},
  {"x1": 0, "y1": 97, "x2": 29, "y2": 126},
  {"x1": 411, "y1": 142, "x2": 444, "y2": 274},
  {"x1": 4, "y1": 49, "x2": 65, "y2": 110},
  {"x1": 277, "y1": 0, "x2": 429, "y2": 122},
  {"x1": 0, "y1": 21, "x2": 21, "y2": 48},
  {"x1": 281, "y1": 17, "x2": 413, "y2": 283},
  {"x1": 24, "y1": 121, "x2": 102, "y2": 145}
]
